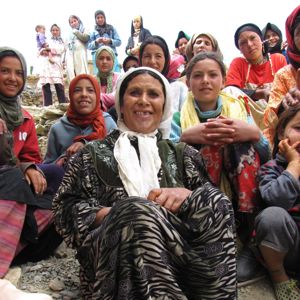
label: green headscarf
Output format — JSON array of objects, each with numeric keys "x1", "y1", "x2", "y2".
[{"x1": 0, "y1": 46, "x2": 26, "y2": 131}]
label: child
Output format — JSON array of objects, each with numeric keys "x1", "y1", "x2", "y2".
[
  {"x1": 255, "y1": 104, "x2": 300, "y2": 299},
  {"x1": 35, "y1": 25, "x2": 54, "y2": 64}
]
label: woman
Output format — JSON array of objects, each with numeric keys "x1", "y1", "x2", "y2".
[
  {"x1": 53, "y1": 67, "x2": 236, "y2": 299},
  {"x1": 0, "y1": 47, "x2": 63, "y2": 278},
  {"x1": 139, "y1": 35, "x2": 188, "y2": 113},
  {"x1": 185, "y1": 32, "x2": 223, "y2": 62},
  {"x1": 171, "y1": 52, "x2": 270, "y2": 285},
  {"x1": 125, "y1": 15, "x2": 151, "y2": 57},
  {"x1": 225, "y1": 23, "x2": 287, "y2": 102},
  {"x1": 88, "y1": 10, "x2": 121, "y2": 73},
  {"x1": 65, "y1": 15, "x2": 90, "y2": 82},
  {"x1": 264, "y1": 5, "x2": 300, "y2": 146},
  {"x1": 95, "y1": 46, "x2": 120, "y2": 111},
  {"x1": 44, "y1": 74, "x2": 117, "y2": 166},
  {"x1": 38, "y1": 23, "x2": 67, "y2": 106}
]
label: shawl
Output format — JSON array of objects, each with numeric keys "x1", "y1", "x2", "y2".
[
  {"x1": 180, "y1": 91, "x2": 248, "y2": 130},
  {"x1": 0, "y1": 47, "x2": 26, "y2": 131},
  {"x1": 185, "y1": 32, "x2": 224, "y2": 61},
  {"x1": 113, "y1": 67, "x2": 173, "y2": 197},
  {"x1": 286, "y1": 5, "x2": 300, "y2": 69},
  {"x1": 95, "y1": 46, "x2": 115, "y2": 94},
  {"x1": 67, "y1": 74, "x2": 106, "y2": 142}
]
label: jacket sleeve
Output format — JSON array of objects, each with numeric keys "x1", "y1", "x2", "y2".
[
  {"x1": 111, "y1": 27, "x2": 122, "y2": 48},
  {"x1": 87, "y1": 31, "x2": 98, "y2": 50},
  {"x1": 73, "y1": 29, "x2": 90, "y2": 43},
  {"x1": 258, "y1": 160, "x2": 300, "y2": 209},
  {"x1": 43, "y1": 125, "x2": 62, "y2": 164}
]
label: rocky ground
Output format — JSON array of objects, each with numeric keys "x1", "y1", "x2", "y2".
[{"x1": 7, "y1": 76, "x2": 278, "y2": 299}]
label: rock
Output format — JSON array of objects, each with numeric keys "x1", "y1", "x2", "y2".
[
  {"x1": 49, "y1": 278, "x2": 65, "y2": 291},
  {"x1": 4, "y1": 266, "x2": 22, "y2": 286}
]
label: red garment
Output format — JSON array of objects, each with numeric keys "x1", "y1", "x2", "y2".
[
  {"x1": 13, "y1": 109, "x2": 41, "y2": 163},
  {"x1": 67, "y1": 74, "x2": 107, "y2": 142},
  {"x1": 225, "y1": 53, "x2": 287, "y2": 89}
]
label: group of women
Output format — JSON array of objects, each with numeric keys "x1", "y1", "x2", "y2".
[{"x1": 1, "y1": 4, "x2": 300, "y2": 300}]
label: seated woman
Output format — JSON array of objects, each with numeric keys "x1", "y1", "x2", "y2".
[
  {"x1": 44, "y1": 74, "x2": 117, "y2": 166},
  {"x1": 0, "y1": 47, "x2": 63, "y2": 278},
  {"x1": 225, "y1": 23, "x2": 287, "y2": 103},
  {"x1": 171, "y1": 52, "x2": 270, "y2": 284},
  {"x1": 95, "y1": 46, "x2": 120, "y2": 111},
  {"x1": 255, "y1": 105, "x2": 300, "y2": 300},
  {"x1": 264, "y1": 5, "x2": 300, "y2": 146},
  {"x1": 139, "y1": 35, "x2": 188, "y2": 113},
  {"x1": 53, "y1": 67, "x2": 236, "y2": 299}
]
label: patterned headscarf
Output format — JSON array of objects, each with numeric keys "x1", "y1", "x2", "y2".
[
  {"x1": 95, "y1": 46, "x2": 116, "y2": 94},
  {"x1": 67, "y1": 74, "x2": 106, "y2": 142},
  {"x1": 0, "y1": 47, "x2": 26, "y2": 131},
  {"x1": 185, "y1": 32, "x2": 224, "y2": 61},
  {"x1": 286, "y1": 5, "x2": 300, "y2": 69}
]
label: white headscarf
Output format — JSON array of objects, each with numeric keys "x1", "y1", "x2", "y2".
[{"x1": 113, "y1": 67, "x2": 172, "y2": 197}]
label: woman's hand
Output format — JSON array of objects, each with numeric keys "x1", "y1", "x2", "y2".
[
  {"x1": 0, "y1": 118, "x2": 7, "y2": 134},
  {"x1": 282, "y1": 69, "x2": 300, "y2": 110},
  {"x1": 279, "y1": 139, "x2": 300, "y2": 179},
  {"x1": 147, "y1": 187, "x2": 192, "y2": 213},
  {"x1": 93, "y1": 207, "x2": 112, "y2": 227},
  {"x1": 206, "y1": 116, "x2": 260, "y2": 144},
  {"x1": 66, "y1": 141, "x2": 84, "y2": 158},
  {"x1": 25, "y1": 167, "x2": 47, "y2": 195}
]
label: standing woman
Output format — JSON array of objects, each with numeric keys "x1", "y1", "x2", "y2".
[
  {"x1": 65, "y1": 15, "x2": 90, "y2": 82},
  {"x1": 95, "y1": 46, "x2": 120, "y2": 111},
  {"x1": 139, "y1": 35, "x2": 188, "y2": 113},
  {"x1": 88, "y1": 10, "x2": 122, "y2": 73},
  {"x1": 39, "y1": 23, "x2": 67, "y2": 106},
  {"x1": 125, "y1": 15, "x2": 151, "y2": 57},
  {"x1": 0, "y1": 47, "x2": 63, "y2": 278}
]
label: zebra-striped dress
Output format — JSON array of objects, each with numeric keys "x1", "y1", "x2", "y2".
[{"x1": 53, "y1": 130, "x2": 237, "y2": 299}]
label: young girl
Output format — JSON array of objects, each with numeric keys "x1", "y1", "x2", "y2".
[{"x1": 255, "y1": 104, "x2": 300, "y2": 299}]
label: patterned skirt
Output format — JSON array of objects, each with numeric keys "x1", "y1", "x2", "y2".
[{"x1": 76, "y1": 183, "x2": 237, "y2": 299}]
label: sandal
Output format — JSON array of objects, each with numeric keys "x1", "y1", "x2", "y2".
[{"x1": 274, "y1": 279, "x2": 300, "y2": 300}]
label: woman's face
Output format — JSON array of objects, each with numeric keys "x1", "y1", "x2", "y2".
[
  {"x1": 141, "y1": 44, "x2": 165, "y2": 73},
  {"x1": 178, "y1": 37, "x2": 189, "y2": 55},
  {"x1": 193, "y1": 36, "x2": 213, "y2": 55},
  {"x1": 69, "y1": 17, "x2": 79, "y2": 29},
  {"x1": 238, "y1": 31, "x2": 263, "y2": 63},
  {"x1": 133, "y1": 18, "x2": 141, "y2": 30},
  {"x1": 294, "y1": 23, "x2": 300, "y2": 52},
  {"x1": 187, "y1": 58, "x2": 224, "y2": 111},
  {"x1": 121, "y1": 73, "x2": 165, "y2": 134},
  {"x1": 72, "y1": 78, "x2": 97, "y2": 115},
  {"x1": 265, "y1": 29, "x2": 280, "y2": 47},
  {"x1": 0, "y1": 56, "x2": 24, "y2": 97},
  {"x1": 96, "y1": 50, "x2": 114, "y2": 73},
  {"x1": 96, "y1": 14, "x2": 105, "y2": 26},
  {"x1": 51, "y1": 25, "x2": 60, "y2": 37}
]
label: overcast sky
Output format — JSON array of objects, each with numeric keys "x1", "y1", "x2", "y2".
[{"x1": 1, "y1": 0, "x2": 297, "y2": 73}]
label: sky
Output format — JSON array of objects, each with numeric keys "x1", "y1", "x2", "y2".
[{"x1": 1, "y1": 0, "x2": 298, "y2": 73}]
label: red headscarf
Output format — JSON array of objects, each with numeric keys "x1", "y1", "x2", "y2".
[
  {"x1": 286, "y1": 5, "x2": 300, "y2": 69},
  {"x1": 67, "y1": 74, "x2": 106, "y2": 142}
]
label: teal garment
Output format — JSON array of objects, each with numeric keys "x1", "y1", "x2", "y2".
[{"x1": 43, "y1": 112, "x2": 117, "y2": 164}]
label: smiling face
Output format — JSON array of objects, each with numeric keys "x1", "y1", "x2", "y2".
[
  {"x1": 69, "y1": 17, "x2": 79, "y2": 29},
  {"x1": 0, "y1": 56, "x2": 24, "y2": 97},
  {"x1": 141, "y1": 44, "x2": 165, "y2": 73},
  {"x1": 238, "y1": 31, "x2": 263, "y2": 63},
  {"x1": 72, "y1": 78, "x2": 97, "y2": 115},
  {"x1": 187, "y1": 58, "x2": 224, "y2": 111},
  {"x1": 265, "y1": 29, "x2": 280, "y2": 47},
  {"x1": 121, "y1": 73, "x2": 165, "y2": 134}
]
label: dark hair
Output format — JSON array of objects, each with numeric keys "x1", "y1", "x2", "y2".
[
  {"x1": 272, "y1": 103, "x2": 300, "y2": 157},
  {"x1": 185, "y1": 51, "x2": 226, "y2": 80},
  {"x1": 119, "y1": 69, "x2": 166, "y2": 108},
  {"x1": 139, "y1": 35, "x2": 170, "y2": 77},
  {"x1": 122, "y1": 55, "x2": 139, "y2": 72}
]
